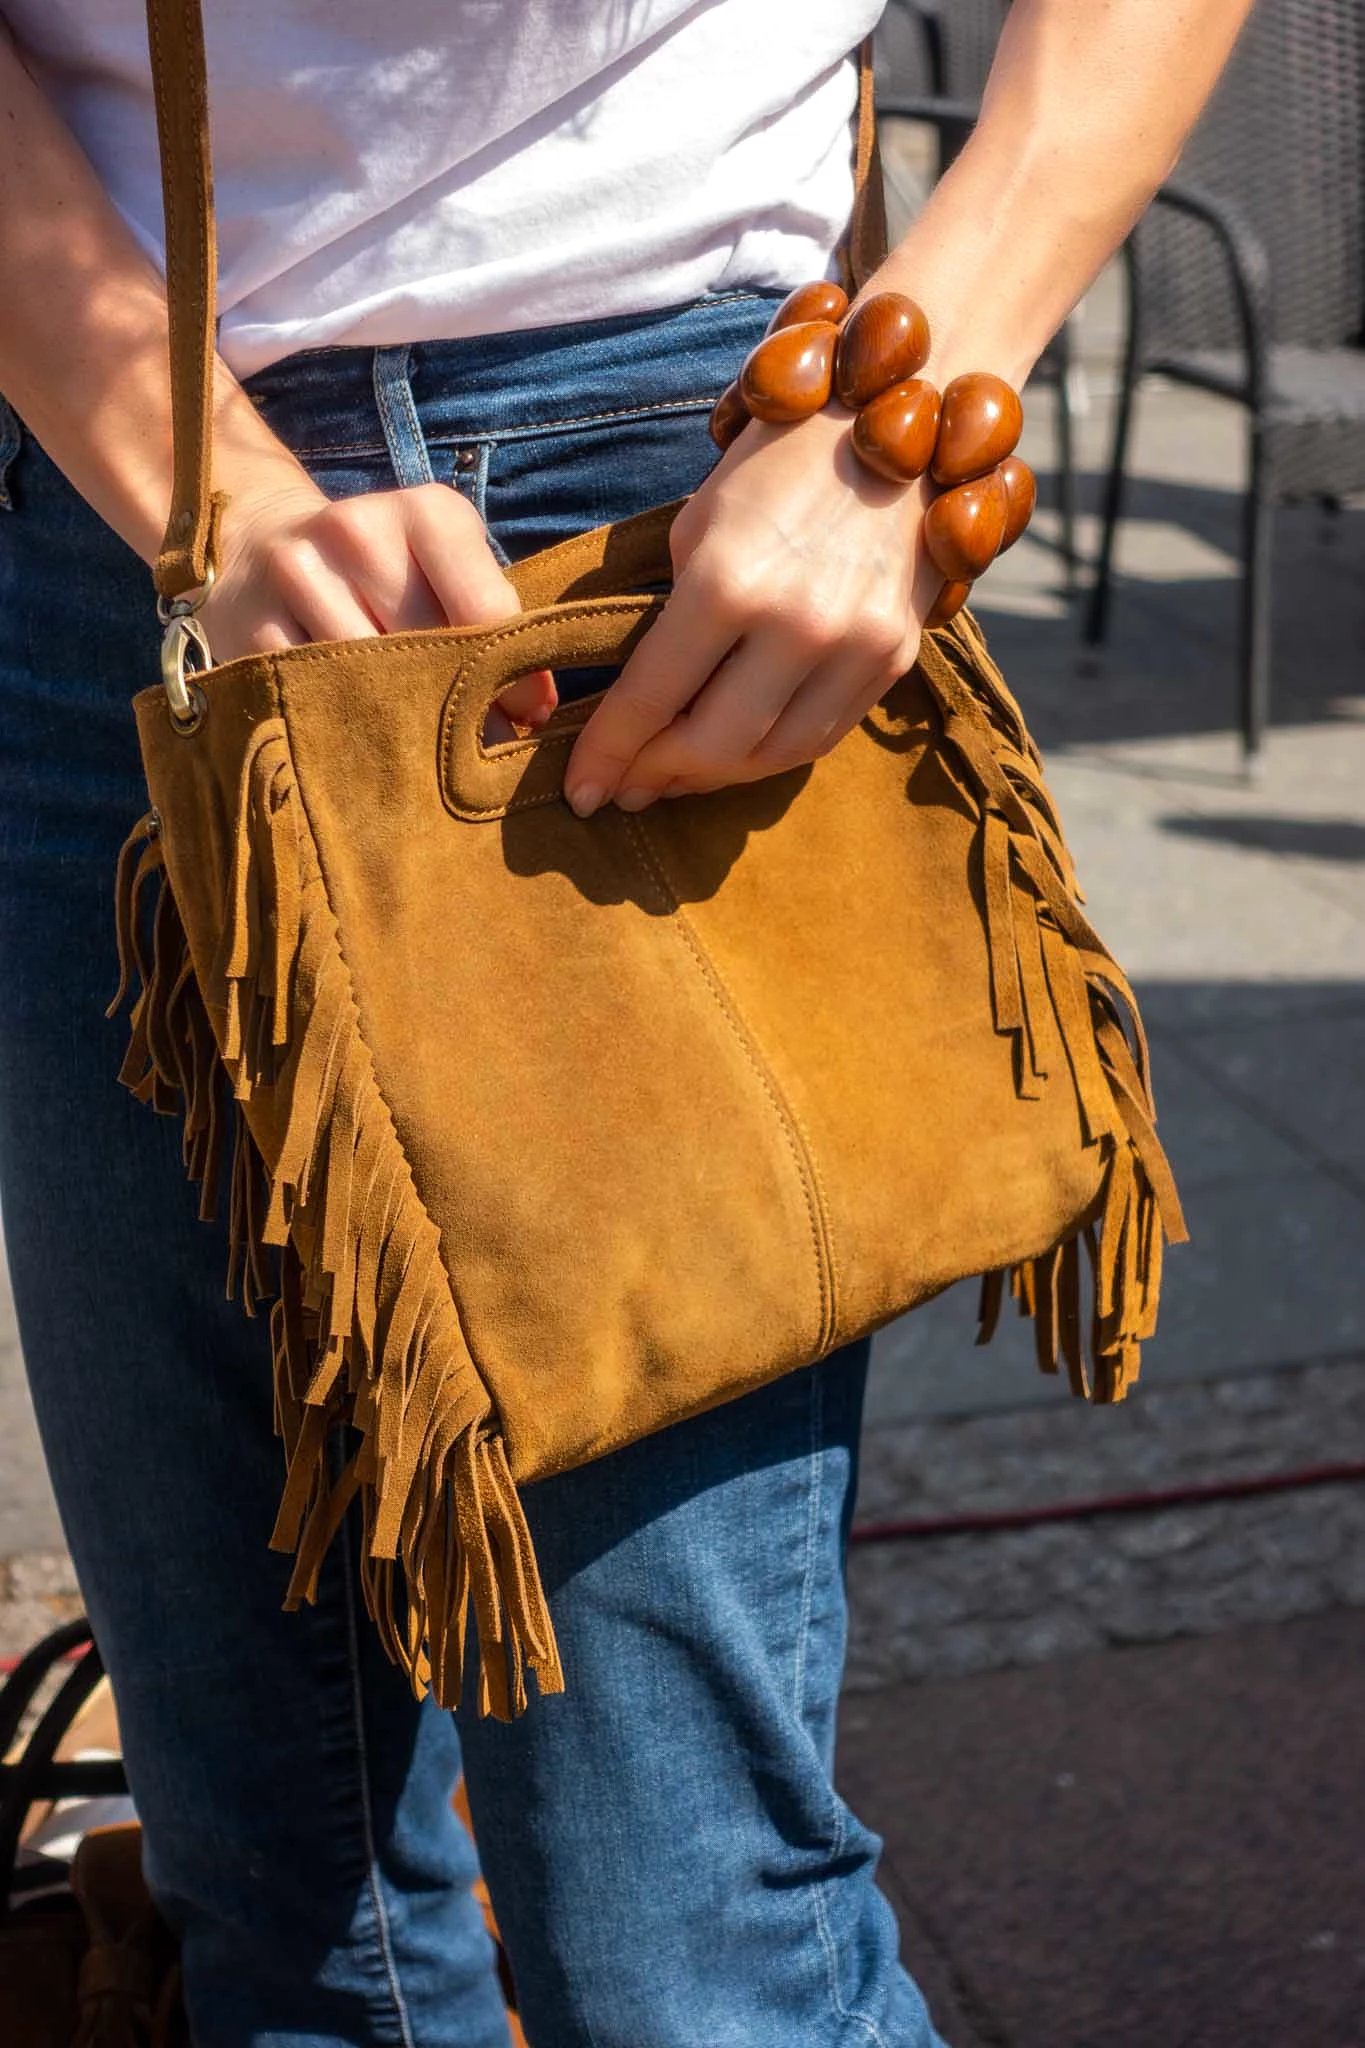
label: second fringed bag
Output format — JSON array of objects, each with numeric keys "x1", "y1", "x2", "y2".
[{"x1": 111, "y1": 0, "x2": 1185, "y2": 1718}]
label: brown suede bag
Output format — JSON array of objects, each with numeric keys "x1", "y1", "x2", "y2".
[{"x1": 111, "y1": 0, "x2": 1185, "y2": 1717}]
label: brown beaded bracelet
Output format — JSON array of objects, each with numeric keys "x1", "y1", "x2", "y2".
[{"x1": 708, "y1": 285, "x2": 1036, "y2": 627}]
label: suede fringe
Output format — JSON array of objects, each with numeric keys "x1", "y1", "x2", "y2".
[
  {"x1": 929, "y1": 615, "x2": 1188, "y2": 1403},
  {"x1": 108, "y1": 724, "x2": 564, "y2": 1718}
]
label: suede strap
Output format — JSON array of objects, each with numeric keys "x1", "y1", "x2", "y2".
[
  {"x1": 145, "y1": 0, "x2": 222, "y2": 599},
  {"x1": 143, "y1": 3, "x2": 887, "y2": 603},
  {"x1": 844, "y1": 35, "x2": 889, "y2": 297}
]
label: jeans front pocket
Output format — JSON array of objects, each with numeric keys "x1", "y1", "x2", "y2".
[{"x1": 480, "y1": 401, "x2": 720, "y2": 569}]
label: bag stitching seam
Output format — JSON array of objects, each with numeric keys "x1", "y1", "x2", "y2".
[{"x1": 622, "y1": 813, "x2": 838, "y2": 1357}]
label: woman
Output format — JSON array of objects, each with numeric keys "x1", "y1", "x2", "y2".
[{"x1": 0, "y1": 3, "x2": 1249, "y2": 2042}]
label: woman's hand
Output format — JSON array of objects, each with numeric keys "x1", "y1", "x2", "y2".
[
  {"x1": 562, "y1": 409, "x2": 939, "y2": 817},
  {"x1": 200, "y1": 478, "x2": 557, "y2": 735}
]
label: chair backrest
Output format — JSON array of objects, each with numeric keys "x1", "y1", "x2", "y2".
[
  {"x1": 880, "y1": 0, "x2": 1364, "y2": 355},
  {"x1": 875, "y1": 0, "x2": 941, "y2": 97},
  {"x1": 931, "y1": 0, "x2": 1008, "y2": 97},
  {"x1": 876, "y1": 0, "x2": 1012, "y2": 99},
  {"x1": 886, "y1": 0, "x2": 1006, "y2": 97},
  {"x1": 1139, "y1": 0, "x2": 1365, "y2": 352}
]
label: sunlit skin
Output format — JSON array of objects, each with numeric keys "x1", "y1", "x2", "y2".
[{"x1": 0, "y1": 0, "x2": 1253, "y2": 780}]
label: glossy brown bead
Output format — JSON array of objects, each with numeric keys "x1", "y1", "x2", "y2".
[
  {"x1": 709, "y1": 381, "x2": 750, "y2": 452},
  {"x1": 923, "y1": 468, "x2": 1009, "y2": 582},
  {"x1": 851, "y1": 378, "x2": 941, "y2": 483},
  {"x1": 925, "y1": 579, "x2": 972, "y2": 629},
  {"x1": 997, "y1": 455, "x2": 1037, "y2": 551},
  {"x1": 834, "y1": 292, "x2": 931, "y2": 409},
  {"x1": 739, "y1": 320, "x2": 839, "y2": 424},
  {"x1": 767, "y1": 280, "x2": 849, "y2": 334},
  {"x1": 931, "y1": 373, "x2": 1023, "y2": 486}
]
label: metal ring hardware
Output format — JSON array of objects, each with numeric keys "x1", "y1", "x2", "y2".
[
  {"x1": 156, "y1": 558, "x2": 215, "y2": 628},
  {"x1": 161, "y1": 613, "x2": 212, "y2": 733}
]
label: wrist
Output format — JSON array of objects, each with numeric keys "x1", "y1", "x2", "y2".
[
  {"x1": 211, "y1": 372, "x2": 323, "y2": 541},
  {"x1": 713, "y1": 284, "x2": 1035, "y2": 628},
  {"x1": 865, "y1": 135, "x2": 1078, "y2": 394},
  {"x1": 865, "y1": 252, "x2": 1042, "y2": 396}
]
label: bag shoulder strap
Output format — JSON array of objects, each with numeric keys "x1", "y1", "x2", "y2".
[
  {"x1": 146, "y1": 0, "x2": 221, "y2": 599},
  {"x1": 845, "y1": 36, "x2": 889, "y2": 296},
  {"x1": 144, "y1": 1, "x2": 886, "y2": 602}
]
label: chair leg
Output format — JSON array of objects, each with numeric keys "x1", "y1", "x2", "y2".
[
  {"x1": 1053, "y1": 329, "x2": 1080, "y2": 597},
  {"x1": 1239, "y1": 418, "x2": 1274, "y2": 769},
  {"x1": 1083, "y1": 346, "x2": 1139, "y2": 646},
  {"x1": 1084, "y1": 241, "x2": 1144, "y2": 647}
]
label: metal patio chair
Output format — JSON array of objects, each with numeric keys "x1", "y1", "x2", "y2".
[{"x1": 1084, "y1": 0, "x2": 1365, "y2": 766}]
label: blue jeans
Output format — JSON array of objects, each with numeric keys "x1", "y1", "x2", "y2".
[{"x1": 0, "y1": 294, "x2": 947, "y2": 2048}]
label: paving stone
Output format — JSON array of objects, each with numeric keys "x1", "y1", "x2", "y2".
[
  {"x1": 0, "y1": 1569, "x2": 84, "y2": 1664},
  {"x1": 1007, "y1": 1609, "x2": 1101, "y2": 1668},
  {"x1": 861, "y1": 1358, "x2": 1365, "y2": 1513},
  {"x1": 0, "y1": 1248, "x2": 64, "y2": 1558},
  {"x1": 847, "y1": 1557, "x2": 976, "y2": 1637},
  {"x1": 1107, "y1": 1507, "x2": 1215, "y2": 1559},
  {"x1": 850, "y1": 1359, "x2": 1365, "y2": 1690},
  {"x1": 9, "y1": 1549, "x2": 80, "y2": 1602},
  {"x1": 1326, "y1": 1545, "x2": 1365, "y2": 1605}
]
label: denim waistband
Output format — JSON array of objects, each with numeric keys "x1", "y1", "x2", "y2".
[{"x1": 243, "y1": 290, "x2": 786, "y2": 461}]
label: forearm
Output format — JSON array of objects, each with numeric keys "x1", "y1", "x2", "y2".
[
  {"x1": 874, "y1": 0, "x2": 1254, "y2": 385},
  {"x1": 0, "y1": 26, "x2": 307, "y2": 569}
]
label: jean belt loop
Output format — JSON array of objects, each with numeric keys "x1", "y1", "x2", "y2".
[{"x1": 372, "y1": 344, "x2": 435, "y2": 489}]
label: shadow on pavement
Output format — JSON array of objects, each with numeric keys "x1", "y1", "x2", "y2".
[
  {"x1": 839, "y1": 1607, "x2": 1365, "y2": 2048},
  {"x1": 973, "y1": 480, "x2": 1364, "y2": 754},
  {"x1": 1157, "y1": 813, "x2": 1365, "y2": 863}
]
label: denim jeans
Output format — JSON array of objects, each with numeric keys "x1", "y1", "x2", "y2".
[{"x1": 0, "y1": 293, "x2": 948, "y2": 2048}]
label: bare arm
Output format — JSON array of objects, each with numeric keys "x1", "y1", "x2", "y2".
[
  {"x1": 0, "y1": 26, "x2": 551, "y2": 719},
  {"x1": 565, "y1": 0, "x2": 1255, "y2": 812}
]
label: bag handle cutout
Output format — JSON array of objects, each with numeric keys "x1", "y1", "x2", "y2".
[{"x1": 440, "y1": 597, "x2": 664, "y2": 821}]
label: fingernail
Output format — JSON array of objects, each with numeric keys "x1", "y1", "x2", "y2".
[
  {"x1": 566, "y1": 781, "x2": 604, "y2": 818},
  {"x1": 614, "y1": 787, "x2": 654, "y2": 812}
]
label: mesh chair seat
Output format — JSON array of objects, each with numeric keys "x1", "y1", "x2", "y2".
[{"x1": 1156, "y1": 345, "x2": 1365, "y2": 501}]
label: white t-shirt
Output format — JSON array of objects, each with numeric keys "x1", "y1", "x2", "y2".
[{"x1": 2, "y1": 1, "x2": 882, "y2": 377}]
